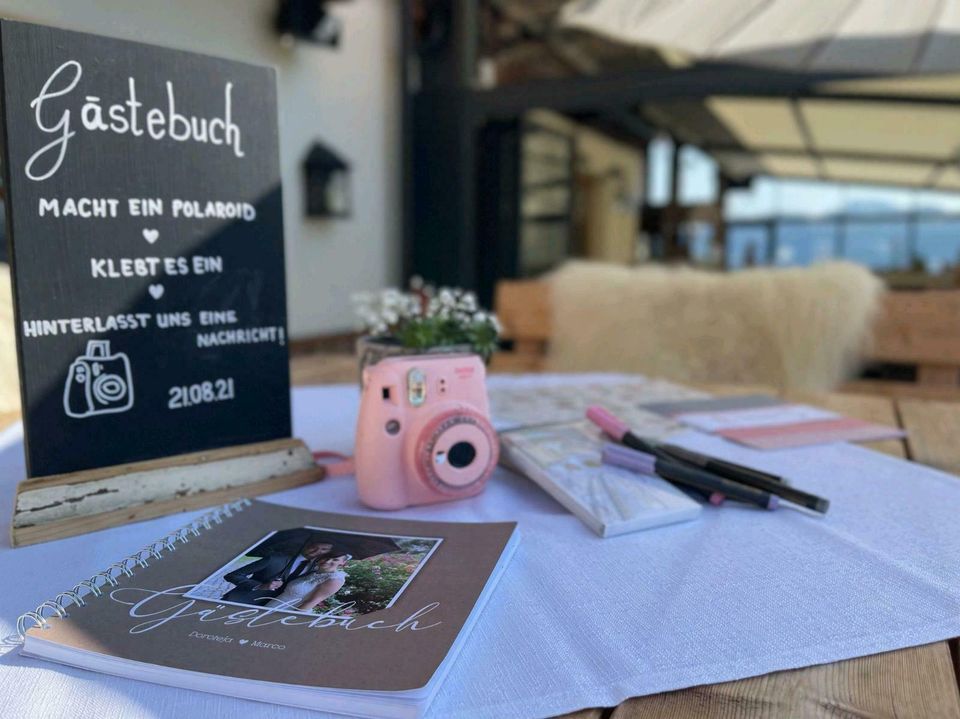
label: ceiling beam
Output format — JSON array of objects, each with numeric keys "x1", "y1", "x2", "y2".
[
  {"x1": 702, "y1": 143, "x2": 957, "y2": 166},
  {"x1": 472, "y1": 64, "x2": 960, "y2": 119},
  {"x1": 571, "y1": 109, "x2": 657, "y2": 148}
]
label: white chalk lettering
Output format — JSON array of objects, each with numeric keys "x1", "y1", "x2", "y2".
[
  {"x1": 26, "y1": 61, "x2": 244, "y2": 181},
  {"x1": 25, "y1": 60, "x2": 81, "y2": 181},
  {"x1": 39, "y1": 197, "x2": 119, "y2": 218},
  {"x1": 91, "y1": 257, "x2": 161, "y2": 278},
  {"x1": 22, "y1": 313, "x2": 152, "y2": 337},
  {"x1": 196, "y1": 326, "x2": 285, "y2": 347},
  {"x1": 171, "y1": 199, "x2": 256, "y2": 220}
]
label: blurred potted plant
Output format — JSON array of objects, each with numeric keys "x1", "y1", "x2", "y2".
[{"x1": 352, "y1": 277, "x2": 501, "y2": 377}]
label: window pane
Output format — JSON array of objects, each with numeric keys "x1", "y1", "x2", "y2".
[
  {"x1": 678, "y1": 146, "x2": 718, "y2": 206},
  {"x1": 726, "y1": 225, "x2": 769, "y2": 268},
  {"x1": 646, "y1": 137, "x2": 673, "y2": 207},
  {"x1": 773, "y1": 222, "x2": 837, "y2": 266},
  {"x1": 679, "y1": 221, "x2": 715, "y2": 264},
  {"x1": 915, "y1": 220, "x2": 960, "y2": 273},
  {"x1": 841, "y1": 220, "x2": 909, "y2": 270}
]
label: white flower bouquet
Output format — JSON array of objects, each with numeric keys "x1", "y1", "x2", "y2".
[{"x1": 351, "y1": 278, "x2": 501, "y2": 360}]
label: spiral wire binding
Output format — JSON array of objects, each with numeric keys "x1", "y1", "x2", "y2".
[{"x1": 15, "y1": 499, "x2": 252, "y2": 642}]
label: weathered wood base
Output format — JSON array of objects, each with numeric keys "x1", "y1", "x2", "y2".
[{"x1": 11, "y1": 438, "x2": 325, "y2": 547}]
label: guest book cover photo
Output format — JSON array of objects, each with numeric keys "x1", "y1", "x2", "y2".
[{"x1": 20, "y1": 500, "x2": 520, "y2": 718}]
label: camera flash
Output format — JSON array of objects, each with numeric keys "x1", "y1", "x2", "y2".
[{"x1": 407, "y1": 367, "x2": 427, "y2": 407}]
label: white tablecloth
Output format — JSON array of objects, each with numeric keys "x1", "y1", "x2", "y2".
[{"x1": 3, "y1": 376, "x2": 960, "y2": 719}]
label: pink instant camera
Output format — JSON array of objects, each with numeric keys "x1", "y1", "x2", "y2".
[{"x1": 354, "y1": 354, "x2": 499, "y2": 510}]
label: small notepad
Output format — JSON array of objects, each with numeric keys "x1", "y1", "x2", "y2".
[{"x1": 500, "y1": 421, "x2": 701, "y2": 537}]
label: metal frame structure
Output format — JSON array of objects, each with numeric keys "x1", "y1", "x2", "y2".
[{"x1": 400, "y1": 1, "x2": 960, "y2": 301}]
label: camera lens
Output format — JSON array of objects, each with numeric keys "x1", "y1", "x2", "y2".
[
  {"x1": 415, "y1": 410, "x2": 499, "y2": 493},
  {"x1": 447, "y1": 441, "x2": 476, "y2": 469}
]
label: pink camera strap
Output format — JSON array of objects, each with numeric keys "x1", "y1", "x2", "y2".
[{"x1": 312, "y1": 451, "x2": 355, "y2": 477}]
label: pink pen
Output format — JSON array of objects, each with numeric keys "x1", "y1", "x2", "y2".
[{"x1": 590, "y1": 407, "x2": 726, "y2": 506}]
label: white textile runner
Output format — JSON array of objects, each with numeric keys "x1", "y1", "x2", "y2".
[{"x1": 2, "y1": 375, "x2": 960, "y2": 719}]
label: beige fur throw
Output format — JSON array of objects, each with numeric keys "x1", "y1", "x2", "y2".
[{"x1": 546, "y1": 261, "x2": 884, "y2": 391}]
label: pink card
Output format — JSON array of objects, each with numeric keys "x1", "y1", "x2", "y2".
[
  {"x1": 676, "y1": 403, "x2": 906, "y2": 450},
  {"x1": 716, "y1": 416, "x2": 906, "y2": 450}
]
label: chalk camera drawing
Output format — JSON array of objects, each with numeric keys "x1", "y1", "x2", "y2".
[{"x1": 63, "y1": 340, "x2": 134, "y2": 418}]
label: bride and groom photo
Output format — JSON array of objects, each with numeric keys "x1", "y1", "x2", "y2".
[
  {"x1": 222, "y1": 538, "x2": 353, "y2": 612},
  {"x1": 187, "y1": 526, "x2": 442, "y2": 616}
]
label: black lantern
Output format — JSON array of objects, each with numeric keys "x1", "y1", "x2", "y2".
[
  {"x1": 303, "y1": 141, "x2": 351, "y2": 218},
  {"x1": 275, "y1": 0, "x2": 346, "y2": 47}
]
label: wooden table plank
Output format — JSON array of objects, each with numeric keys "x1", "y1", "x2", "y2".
[
  {"x1": 290, "y1": 352, "x2": 357, "y2": 386},
  {"x1": 842, "y1": 379, "x2": 960, "y2": 402},
  {"x1": 609, "y1": 642, "x2": 960, "y2": 719},
  {"x1": 0, "y1": 409, "x2": 19, "y2": 434},
  {"x1": 897, "y1": 398, "x2": 960, "y2": 475}
]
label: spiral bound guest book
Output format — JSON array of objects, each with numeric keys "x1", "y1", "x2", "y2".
[{"x1": 17, "y1": 500, "x2": 519, "y2": 719}]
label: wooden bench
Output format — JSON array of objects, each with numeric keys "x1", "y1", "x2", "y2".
[
  {"x1": 491, "y1": 280, "x2": 552, "y2": 374},
  {"x1": 492, "y1": 279, "x2": 960, "y2": 396}
]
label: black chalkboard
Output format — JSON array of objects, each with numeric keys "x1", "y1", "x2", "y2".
[{"x1": 0, "y1": 21, "x2": 292, "y2": 477}]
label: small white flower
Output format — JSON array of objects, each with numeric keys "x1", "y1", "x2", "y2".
[{"x1": 409, "y1": 275, "x2": 424, "y2": 290}]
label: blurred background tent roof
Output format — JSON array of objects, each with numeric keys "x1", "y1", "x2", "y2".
[
  {"x1": 549, "y1": 0, "x2": 960, "y2": 190},
  {"x1": 559, "y1": 0, "x2": 960, "y2": 74}
]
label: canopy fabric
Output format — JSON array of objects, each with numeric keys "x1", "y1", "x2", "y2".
[
  {"x1": 559, "y1": 0, "x2": 960, "y2": 189},
  {"x1": 560, "y1": 0, "x2": 960, "y2": 74}
]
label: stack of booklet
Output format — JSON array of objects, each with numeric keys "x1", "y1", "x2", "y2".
[
  {"x1": 19, "y1": 500, "x2": 519, "y2": 719},
  {"x1": 500, "y1": 419, "x2": 701, "y2": 537}
]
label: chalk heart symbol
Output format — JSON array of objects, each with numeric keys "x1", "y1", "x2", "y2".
[
  {"x1": 142, "y1": 228, "x2": 159, "y2": 244},
  {"x1": 148, "y1": 284, "x2": 165, "y2": 300},
  {"x1": 239, "y1": 639, "x2": 249, "y2": 645}
]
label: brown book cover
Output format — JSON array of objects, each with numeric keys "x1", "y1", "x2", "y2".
[{"x1": 20, "y1": 500, "x2": 519, "y2": 718}]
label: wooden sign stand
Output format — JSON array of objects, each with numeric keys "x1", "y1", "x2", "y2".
[{"x1": 11, "y1": 438, "x2": 325, "y2": 547}]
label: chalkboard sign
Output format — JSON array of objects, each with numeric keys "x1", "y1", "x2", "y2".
[{"x1": 0, "y1": 21, "x2": 291, "y2": 477}]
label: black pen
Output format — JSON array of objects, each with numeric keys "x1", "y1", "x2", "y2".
[
  {"x1": 588, "y1": 405, "x2": 829, "y2": 514},
  {"x1": 602, "y1": 442, "x2": 779, "y2": 510}
]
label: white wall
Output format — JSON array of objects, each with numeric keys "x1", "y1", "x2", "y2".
[{"x1": 0, "y1": 0, "x2": 400, "y2": 338}]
